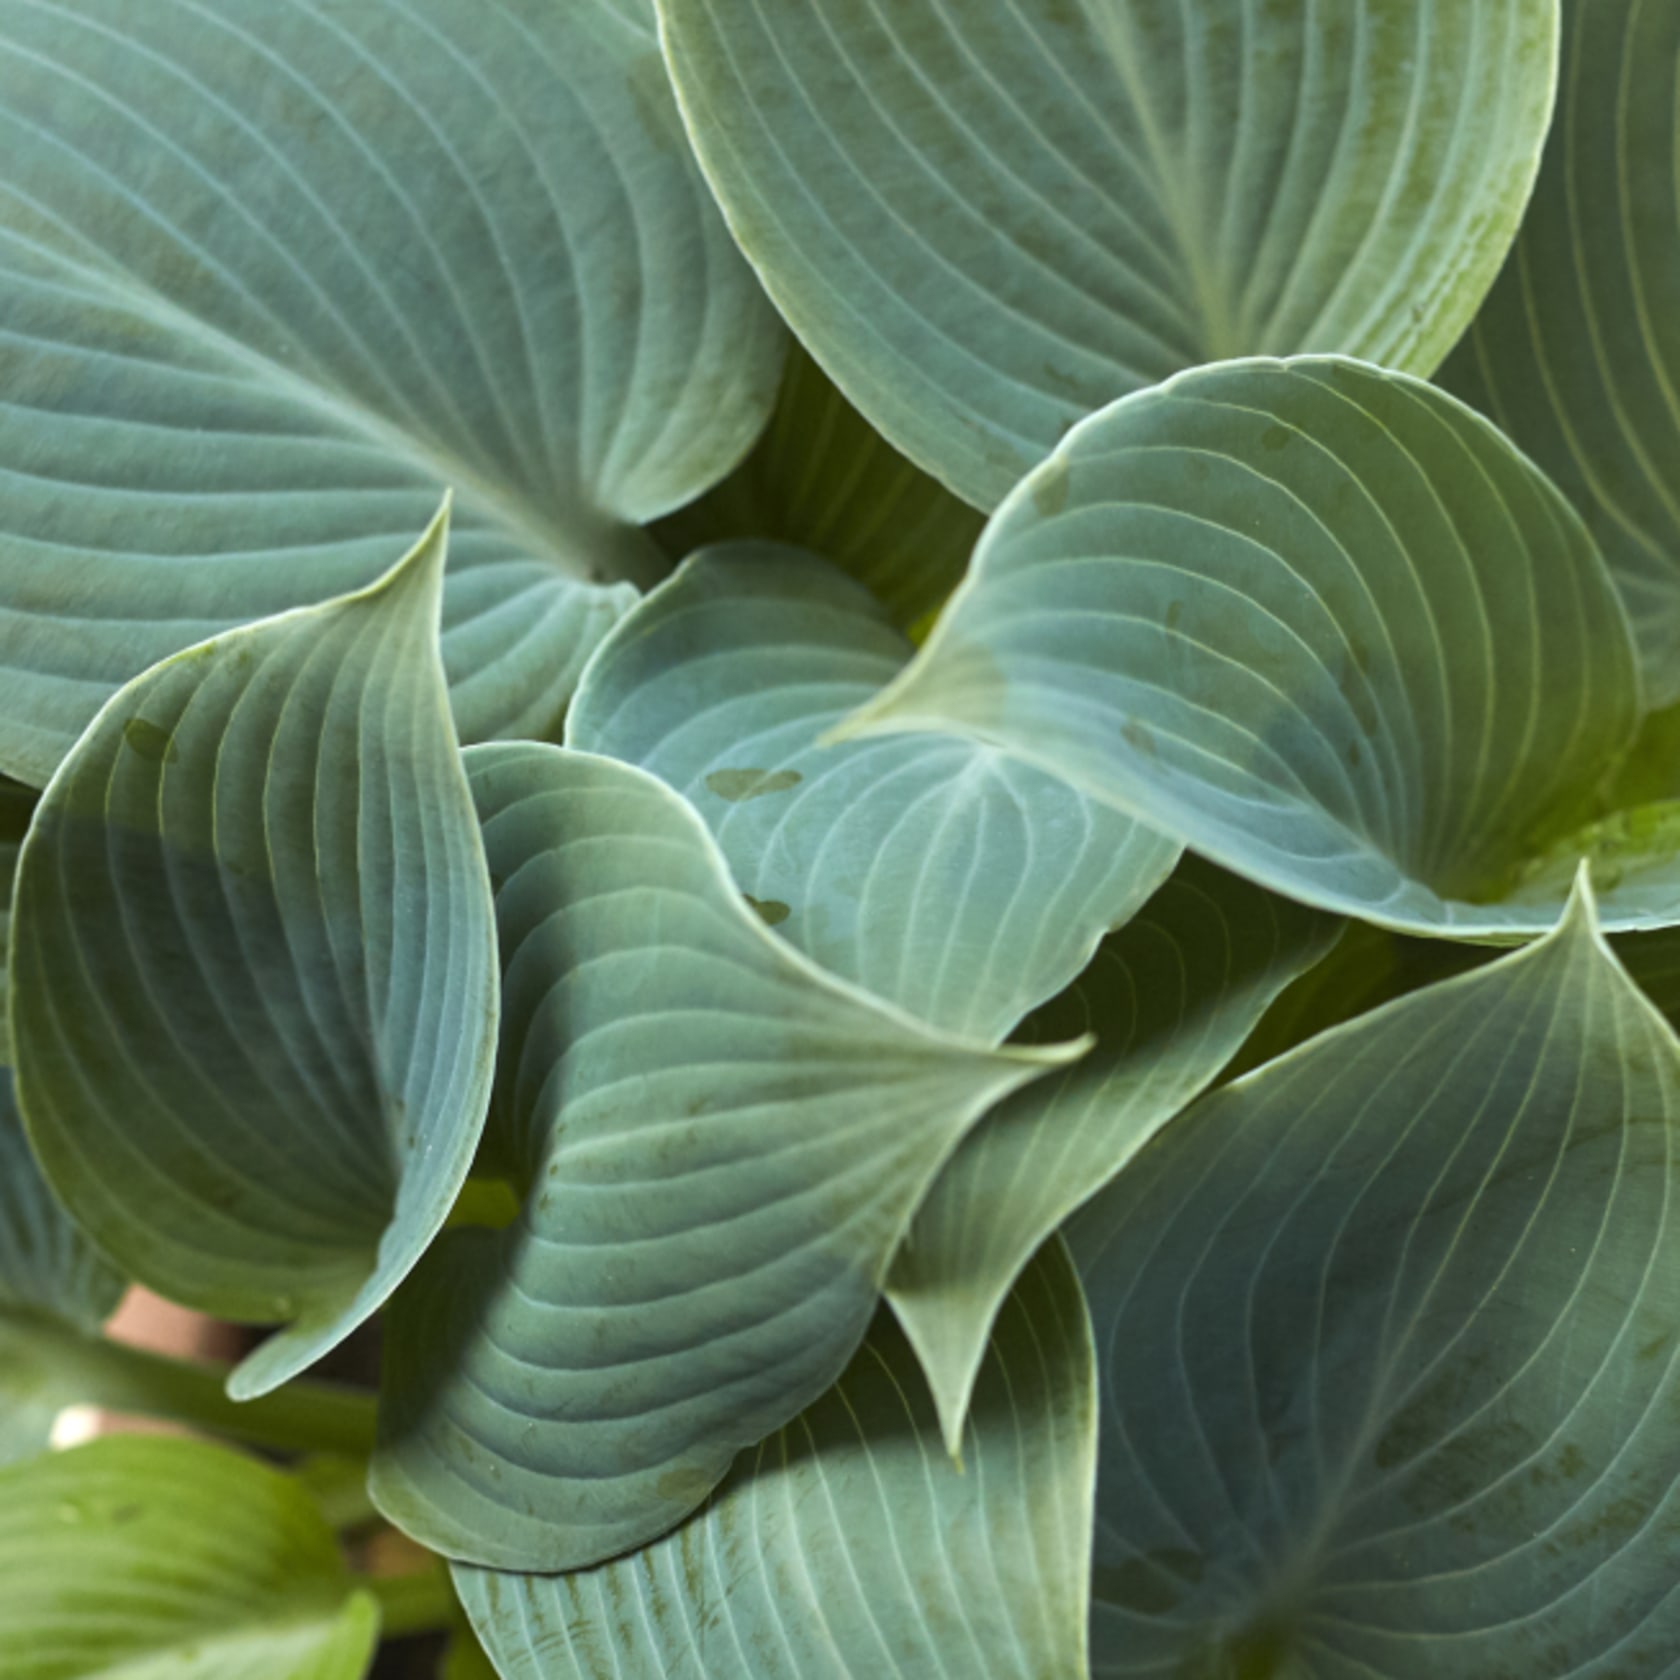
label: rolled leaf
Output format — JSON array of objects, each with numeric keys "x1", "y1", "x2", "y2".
[
  {"x1": 10, "y1": 509, "x2": 499, "y2": 1399},
  {"x1": 1441, "y1": 0, "x2": 1680, "y2": 702},
  {"x1": 0, "y1": 0, "x2": 785, "y2": 786},
  {"x1": 0, "y1": 1436, "x2": 378, "y2": 1680},
  {"x1": 454, "y1": 1238, "x2": 1094, "y2": 1680},
  {"x1": 839, "y1": 357, "x2": 1651, "y2": 938},
  {"x1": 890, "y1": 857, "x2": 1337, "y2": 1453},
  {"x1": 660, "y1": 0, "x2": 1558, "y2": 507},
  {"x1": 569, "y1": 545, "x2": 1178, "y2": 1040},
  {"x1": 1072, "y1": 875, "x2": 1680, "y2": 1674},
  {"x1": 369, "y1": 745, "x2": 1078, "y2": 1570}
]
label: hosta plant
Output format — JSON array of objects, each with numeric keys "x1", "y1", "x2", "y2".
[{"x1": 2, "y1": 1, "x2": 1680, "y2": 1676}]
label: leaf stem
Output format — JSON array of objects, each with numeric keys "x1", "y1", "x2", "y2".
[
  {"x1": 2, "y1": 1308, "x2": 378, "y2": 1457},
  {"x1": 365, "y1": 1564, "x2": 458, "y2": 1639}
]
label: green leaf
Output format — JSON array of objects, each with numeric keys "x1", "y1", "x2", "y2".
[
  {"x1": 838, "y1": 356, "x2": 1650, "y2": 938},
  {"x1": 0, "y1": 1066, "x2": 126, "y2": 1466},
  {"x1": 453, "y1": 1237, "x2": 1094, "y2": 1680},
  {"x1": 0, "y1": 1436, "x2": 378, "y2": 1680},
  {"x1": 889, "y1": 857, "x2": 1338, "y2": 1453},
  {"x1": 0, "y1": 779, "x2": 32, "y2": 1064},
  {"x1": 567, "y1": 544, "x2": 1178, "y2": 1040},
  {"x1": 1071, "y1": 876, "x2": 1680, "y2": 1674},
  {"x1": 369, "y1": 745, "x2": 1078, "y2": 1571},
  {"x1": 653, "y1": 343, "x2": 984, "y2": 626},
  {"x1": 659, "y1": 0, "x2": 1557, "y2": 508},
  {"x1": 0, "y1": 0, "x2": 786, "y2": 787},
  {"x1": 10, "y1": 508, "x2": 499, "y2": 1400},
  {"x1": 1439, "y1": 0, "x2": 1680, "y2": 704}
]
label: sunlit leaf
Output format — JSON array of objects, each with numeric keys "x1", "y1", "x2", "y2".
[
  {"x1": 660, "y1": 0, "x2": 1557, "y2": 507},
  {"x1": 454, "y1": 1238, "x2": 1094, "y2": 1680},
  {"x1": 890, "y1": 857, "x2": 1336, "y2": 1452},
  {"x1": 1072, "y1": 876, "x2": 1680, "y2": 1675},
  {"x1": 838, "y1": 357, "x2": 1654, "y2": 937},
  {"x1": 11, "y1": 509, "x2": 499, "y2": 1399},
  {"x1": 568, "y1": 544, "x2": 1177, "y2": 1040},
  {"x1": 1440, "y1": 0, "x2": 1680, "y2": 703},
  {"x1": 369, "y1": 745, "x2": 1078, "y2": 1570},
  {"x1": 0, "y1": 1436, "x2": 378, "y2": 1680},
  {"x1": 0, "y1": 0, "x2": 785, "y2": 786},
  {"x1": 654, "y1": 343, "x2": 983, "y2": 625}
]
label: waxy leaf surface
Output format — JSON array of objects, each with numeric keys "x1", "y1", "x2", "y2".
[
  {"x1": 11, "y1": 512, "x2": 499, "y2": 1399},
  {"x1": 569, "y1": 545, "x2": 1177, "y2": 1042},
  {"x1": 370, "y1": 746, "x2": 1075, "y2": 1571},
  {"x1": 842, "y1": 357, "x2": 1654, "y2": 938},
  {"x1": 1073, "y1": 880, "x2": 1680, "y2": 1675},
  {"x1": 660, "y1": 0, "x2": 1557, "y2": 507},
  {"x1": 890, "y1": 857, "x2": 1337, "y2": 1453},
  {"x1": 0, "y1": 0, "x2": 785, "y2": 786},
  {"x1": 1442, "y1": 0, "x2": 1680, "y2": 703},
  {"x1": 455, "y1": 1239, "x2": 1094, "y2": 1680}
]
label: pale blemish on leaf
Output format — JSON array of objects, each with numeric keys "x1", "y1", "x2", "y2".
[{"x1": 704, "y1": 768, "x2": 802, "y2": 802}]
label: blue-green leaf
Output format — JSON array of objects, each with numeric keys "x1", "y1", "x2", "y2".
[
  {"x1": 454, "y1": 1237, "x2": 1094, "y2": 1680},
  {"x1": 369, "y1": 745, "x2": 1078, "y2": 1570},
  {"x1": 660, "y1": 0, "x2": 1557, "y2": 507},
  {"x1": 568, "y1": 544, "x2": 1177, "y2": 1041},
  {"x1": 0, "y1": 0, "x2": 785, "y2": 786},
  {"x1": 839, "y1": 357, "x2": 1652, "y2": 938},
  {"x1": 0, "y1": 1437, "x2": 378, "y2": 1680},
  {"x1": 10, "y1": 509, "x2": 499, "y2": 1399},
  {"x1": 1441, "y1": 0, "x2": 1680, "y2": 704},
  {"x1": 890, "y1": 857, "x2": 1338, "y2": 1453},
  {"x1": 1073, "y1": 876, "x2": 1680, "y2": 1674}
]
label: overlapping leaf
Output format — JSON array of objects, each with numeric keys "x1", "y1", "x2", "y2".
[
  {"x1": 654, "y1": 344, "x2": 983, "y2": 626},
  {"x1": 1442, "y1": 0, "x2": 1680, "y2": 702},
  {"x1": 369, "y1": 745, "x2": 1077, "y2": 1571},
  {"x1": 10, "y1": 510, "x2": 499, "y2": 1399},
  {"x1": 568, "y1": 545, "x2": 1177, "y2": 1042},
  {"x1": 0, "y1": 1068, "x2": 125, "y2": 1466},
  {"x1": 890, "y1": 857, "x2": 1337, "y2": 1453},
  {"x1": 0, "y1": 1437, "x2": 378, "y2": 1679},
  {"x1": 659, "y1": 0, "x2": 1557, "y2": 508},
  {"x1": 455, "y1": 1239, "x2": 1094, "y2": 1680},
  {"x1": 0, "y1": 0, "x2": 786, "y2": 787},
  {"x1": 839, "y1": 356, "x2": 1660, "y2": 937},
  {"x1": 1072, "y1": 878, "x2": 1680, "y2": 1675}
]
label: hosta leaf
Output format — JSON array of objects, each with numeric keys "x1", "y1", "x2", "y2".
[
  {"x1": 890, "y1": 857, "x2": 1337, "y2": 1453},
  {"x1": 1440, "y1": 0, "x2": 1680, "y2": 703},
  {"x1": 0, "y1": 0, "x2": 785, "y2": 787},
  {"x1": 10, "y1": 510, "x2": 499, "y2": 1400},
  {"x1": 0, "y1": 779, "x2": 31, "y2": 1062},
  {"x1": 568, "y1": 545, "x2": 1178, "y2": 1041},
  {"x1": 0, "y1": 1067, "x2": 125, "y2": 1466},
  {"x1": 654, "y1": 344, "x2": 984, "y2": 626},
  {"x1": 1071, "y1": 876, "x2": 1680, "y2": 1675},
  {"x1": 0, "y1": 1437, "x2": 378, "y2": 1680},
  {"x1": 454, "y1": 1238, "x2": 1094, "y2": 1680},
  {"x1": 659, "y1": 0, "x2": 1557, "y2": 508},
  {"x1": 839, "y1": 357, "x2": 1652, "y2": 938},
  {"x1": 369, "y1": 745, "x2": 1077, "y2": 1571}
]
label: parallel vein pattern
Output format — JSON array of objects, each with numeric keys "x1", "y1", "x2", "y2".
[
  {"x1": 889, "y1": 856, "x2": 1338, "y2": 1453},
  {"x1": 370, "y1": 746, "x2": 1076, "y2": 1571},
  {"x1": 0, "y1": 0, "x2": 785, "y2": 784},
  {"x1": 1442, "y1": 0, "x2": 1680, "y2": 704},
  {"x1": 1072, "y1": 880, "x2": 1680, "y2": 1676},
  {"x1": 0, "y1": 1437, "x2": 378, "y2": 1680},
  {"x1": 842, "y1": 356, "x2": 1650, "y2": 938},
  {"x1": 10, "y1": 511, "x2": 500, "y2": 1399},
  {"x1": 659, "y1": 0, "x2": 1557, "y2": 507},
  {"x1": 455, "y1": 1241, "x2": 1095, "y2": 1680},
  {"x1": 568, "y1": 545, "x2": 1178, "y2": 1041}
]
